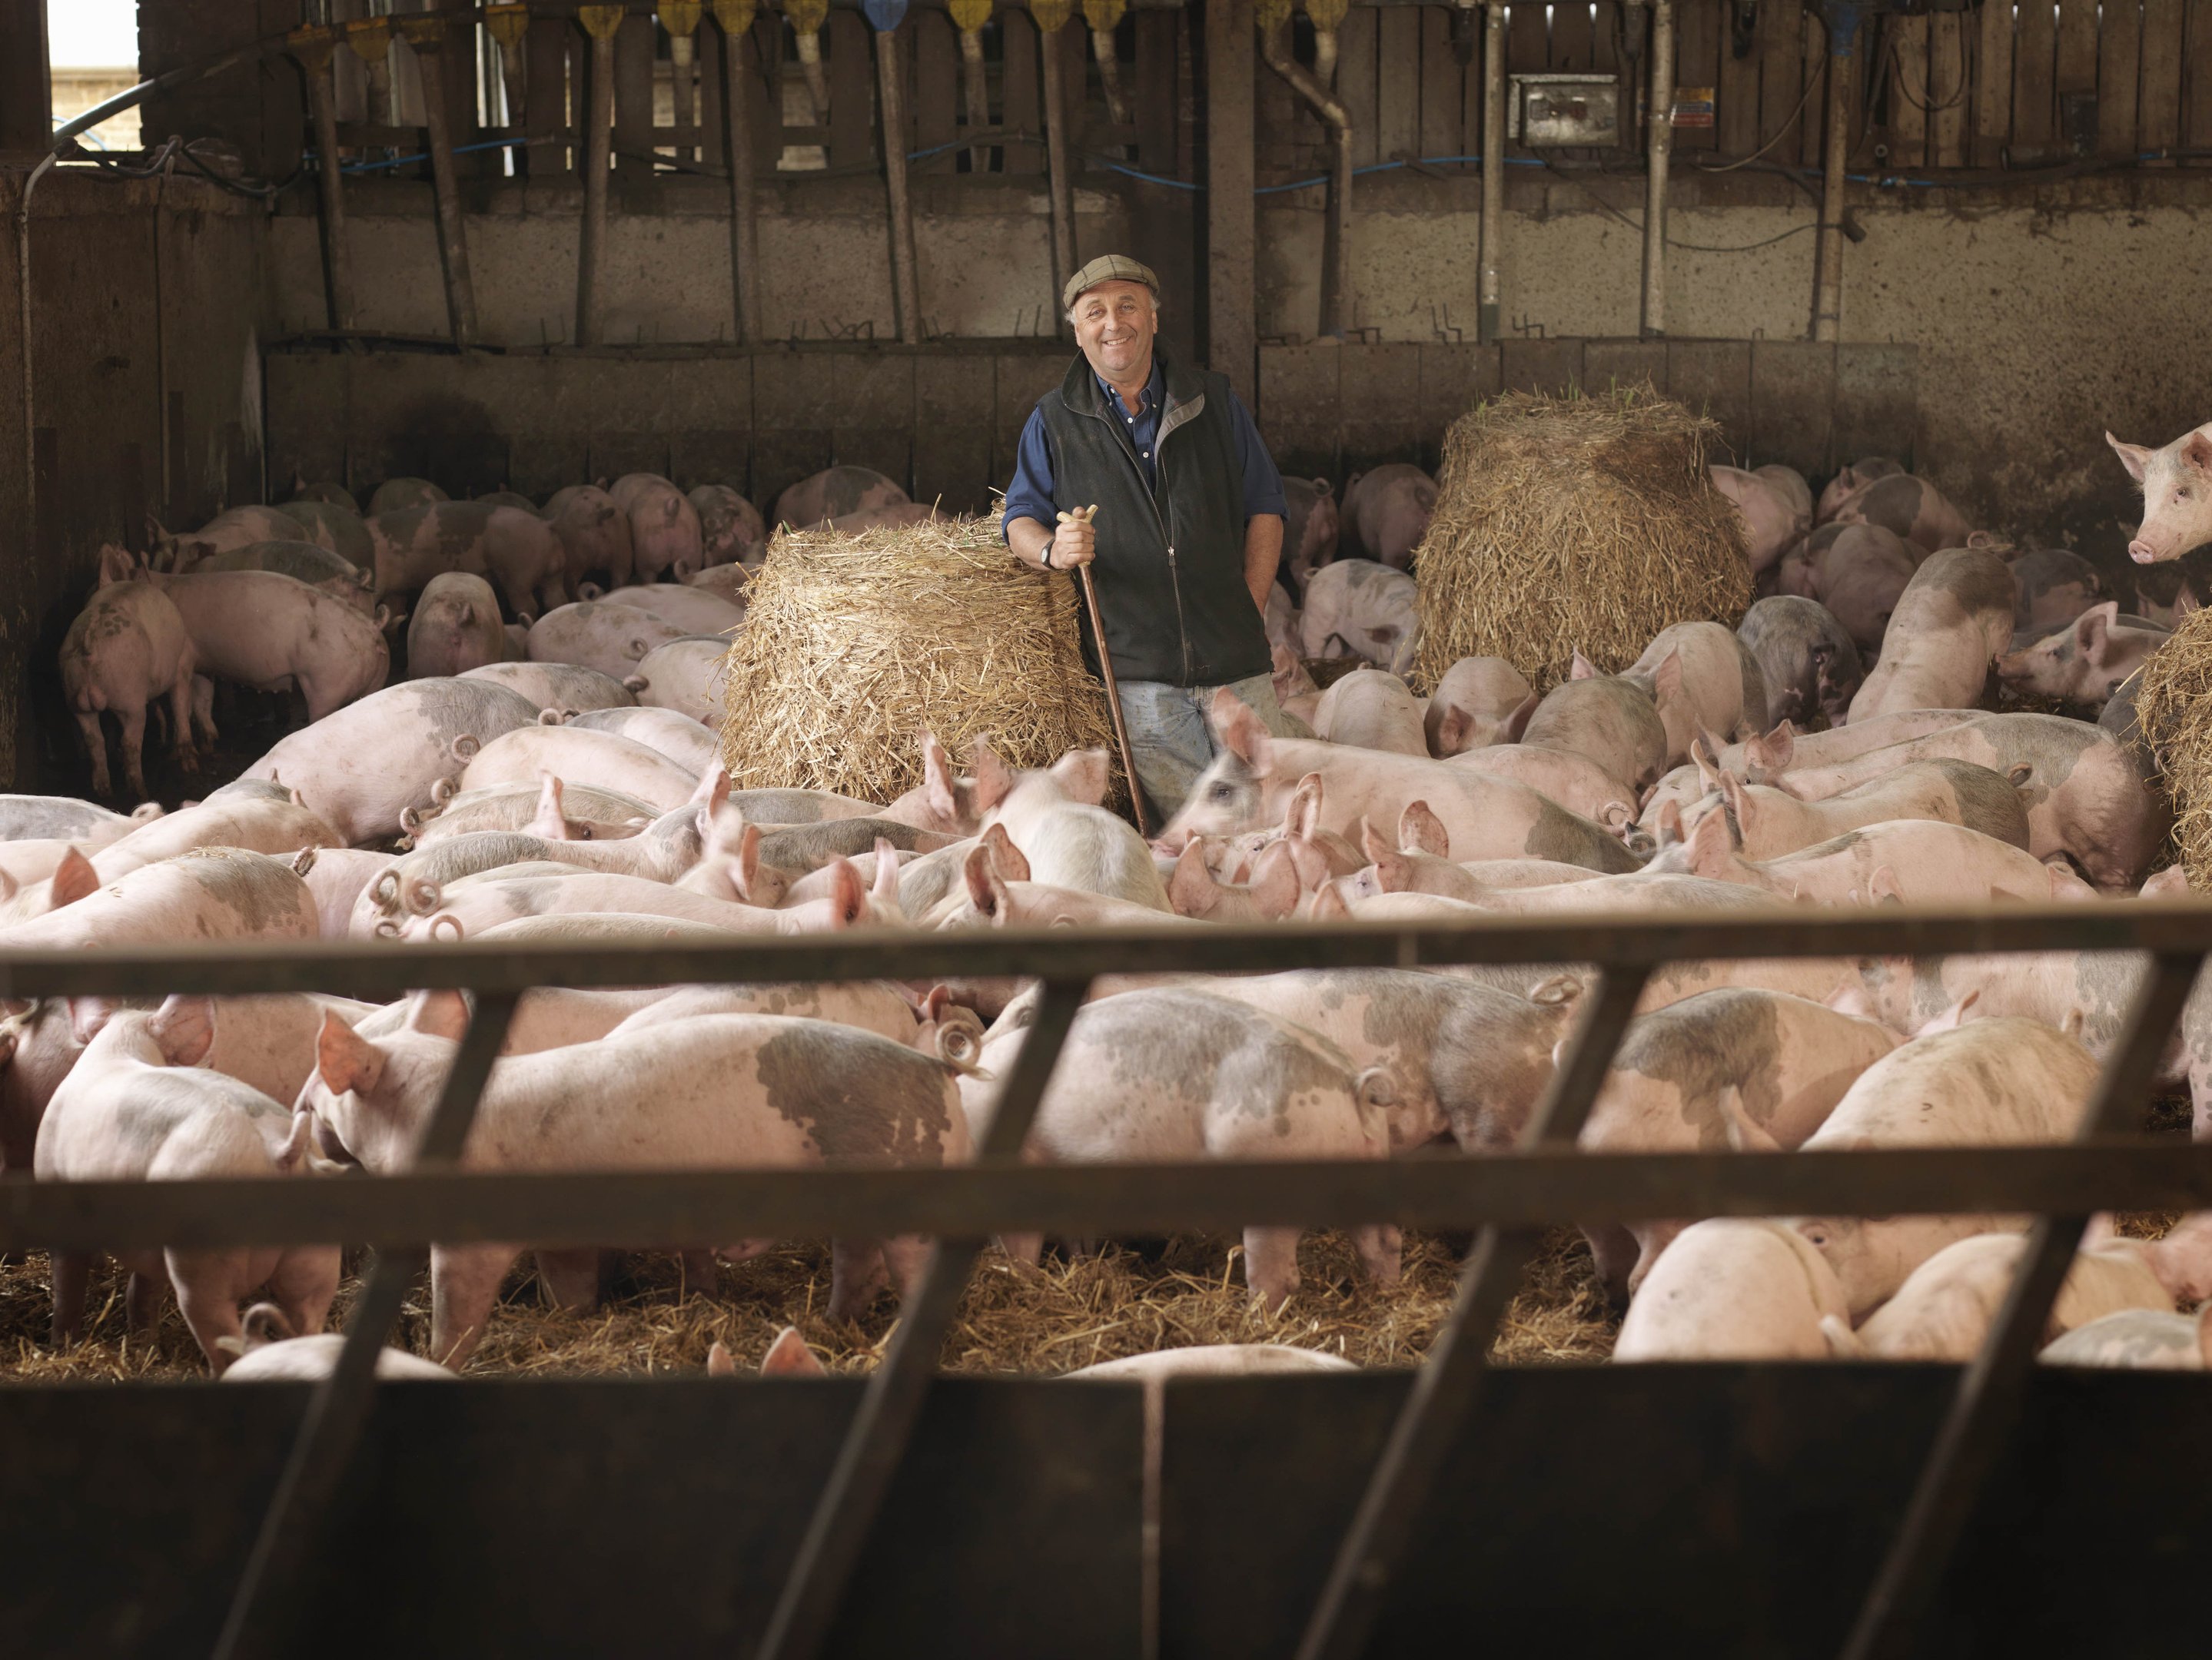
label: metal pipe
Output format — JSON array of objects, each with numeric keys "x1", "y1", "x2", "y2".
[
  {"x1": 1040, "y1": 19, "x2": 1078, "y2": 317},
  {"x1": 1812, "y1": 8, "x2": 1858, "y2": 342},
  {"x1": 1641, "y1": 0, "x2": 1675, "y2": 337},
  {"x1": 719, "y1": 7, "x2": 763, "y2": 344},
  {"x1": 875, "y1": 25, "x2": 924, "y2": 344},
  {"x1": 407, "y1": 22, "x2": 481, "y2": 347},
  {"x1": 576, "y1": 8, "x2": 623, "y2": 345},
  {"x1": 15, "y1": 152, "x2": 56, "y2": 587},
  {"x1": 1258, "y1": 20, "x2": 1352, "y2": 339},
  {"x1": 1093, "y1": 31, "x2": 1132, "y2": 127},
  {"x1": 1477, "y1": 1, "x2": 1503, "y2": 342}
]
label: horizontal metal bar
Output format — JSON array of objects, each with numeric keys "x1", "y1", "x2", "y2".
[
  {"x1": 0, "y1": 904, "x2": 2200, "y2": 1001},
  {"x1": 7, "y1": 1143, "x2": 2207, "y2": 1254}
]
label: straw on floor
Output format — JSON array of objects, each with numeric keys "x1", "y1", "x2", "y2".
[
  {"x1": 719, "y1": 519, "x2": 1121, "y2": 805},
  {"x1": 1408, "y1": 385, "x2": 1753, "y2": 694}
]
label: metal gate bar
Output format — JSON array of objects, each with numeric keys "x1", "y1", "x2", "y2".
[
  {"x1": 1837, "y1": 952, "x2": 2206, "y2": 1660},
  {"x1": 1, "y1": 903, "x2": 2204, "y2": 1660}
]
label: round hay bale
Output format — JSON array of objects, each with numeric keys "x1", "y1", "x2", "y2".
[
  {"x1": 2129, "y1": 613, "x2": 2210, "y2": 885},
  {"x1": 1407, "y1": 385, "x2": 1752, "y2": 694},
  {"x1": 718, "y1": 518, "x2": 1121, "y2": 805}
]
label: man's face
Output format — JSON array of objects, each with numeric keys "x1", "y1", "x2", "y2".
[{"x1": 1071, "y1": 281, "x2": 1157, "y2": 384}]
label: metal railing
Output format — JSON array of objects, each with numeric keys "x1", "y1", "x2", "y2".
[{"x1": 2, "y1": 901, "x2": 2208, "y2": 1660}]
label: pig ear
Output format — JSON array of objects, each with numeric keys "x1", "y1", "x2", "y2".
[
  {"x1": 980, "y1": 822, "x2": 1031, "y2": 883},
  {"x1": 969, "y1": 739, "x2": 1015, "y2": 817},
  {"x1": 728, "y1": 822, "x2": 764, "y2": 902},
  {"x1": 1718, "y1": 773, "x2": 1752, "y2": 843},
  {"x1": 1654, "y1": 798, "x2": 1685, "y2": 850},
  {"x1": 530, "y1": 772, "x2": 573, "y2": 841},
  {"x1": 1168, "y1": 844, "x2": 1221, "y2": 918},
  {"x1": 922, "y1": 984, "x2": 952, "y2": 1024},
  {"x1": 1915, "y1": 989, "x2": 1981, "y2": 1036},
  {"x1": 67, "y1": 998, "x2": 126, "y2": 1044},
  {"x1": 1824, "y1": 974, "x2": 1880, "y2": 1023},
  {"x1": 1683, "y1": 802, "x2": 1735, "y2": 877},
  {"x1": 1357, "y1": 815, "x2": 1392, "y2": 865},
  {"x1": 1498, "y1": 690, "x2": 1539, "y2": 745},
  {"x1": 2107, "y1": 432, "x2": 2153, "y2": 483},
  {"x1": 1050, "y1": 749, "x2": 1111, "y2": 807},
  {"x1": 1868, "y1": 865, "x2": 1906, "y2": 906},
  {"x1": 962, "y1": 844, "x2": 1009, "y2": 922},
  {"x1": 2074, "y1": 600, "x2": 2119, "y2": 652},
  {"x1": 1249, "y1": 840, "x2": 1302, "y2": 919},
  {"x1": 1569, "y1": 650, "x2": 1597, "y2": 681},
  {"x1": 1371, "y1": 847, "x2": 1413, "y2": 894},
  {"x1": 1433, "y1": 705, "x2": 1472, "y2": 755},
  {"x1": 1745, "y1": 719, "x2": 1795, "y2": 776},
  {"x1": 2184, "y1": 430, "x2": 2212, "y2": 473},
  {"x1": 825, "y1": 858, "x2": 867, "y2": 928},
  {"x1": 1398, "y1": 801, "x2": 1450, "y2": 858},
  {"x1": 317, "y1": 1011, "x2": 386, "y2": 1097},
  {"x1": 688, "y1": 762, "x2": 732, "y2": 815},
  {"x1": 1211, "y1": 692, "x2": 1274, "y2": 777},
  {"x1": 46, "y1": 847, "x2": 100, "y2": 912},
  {"x1": 760, "y1": 1326, "x2": 827, "y2": 1377},
  {"x1": 1270, "y1": 642, "x2": 1300, "y2": 700},
  {"x1": 457, "y1": 602, "x2": 477, "y2": 628},
  {"x1": 1691, "y1": 738, "x2": 1722, "y2": 794},
  {"x1": 2177, "y1": 586, "x2": 2204, "y2": 619},
  {"x1": 920, "y1": 734, "x2": 958, "y2": 821},
  {"x1": 871, "y1": 837, "x2": 899, "y2": 904},
  {"x1": 1652, "y1": 647, "x2": 1685, "y2": 706},
  {"x1": 1285, "y1": 772, "x2": 1325, "y2": 839},
  {"x1": 148, "y1": 994, "x2": 218, "y2": 1067},
  {"x1": 407, "y1": 988, "x2": 473, "y2": 1041},
  {"x1": 1307, "y1": 880, "x2": 1351, "y2": 921},
  {"x1": 706, "y1": 1342, "x2": 738, "y2": 1379}
]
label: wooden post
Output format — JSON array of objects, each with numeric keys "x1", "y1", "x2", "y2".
[
  {"x1": 402, "y1": 18, "x2": 481, "y2": 348},
  {"x1": 576, "y1": 5, "x2": 624, "y2": 346},
  {"x1": 290, "y1": 28, "x2": 356, "y2": 333},
  {"x1": 0, "y1": 0, "x2": 50, "y2": 161},
  {"x1": 716, "y1": 2, "x2": 763, "y2": 344},
  {"x1": 1038, "y1": 2, "x2": 1078, "y2": 327},
  {"x1": 1204, "y1": 0, "x2": 1256, "y2": 399},
  {"x1": 877, "y1": 24, "x2": 925, "y2": 345},
  {"x1": 663, "y1": 2, "x2": 703, "y2": 162}
]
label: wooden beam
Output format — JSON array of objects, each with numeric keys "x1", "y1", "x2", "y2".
[
  {"x1": 1204, "y1": 0, "x2": 1257, "y2": 399},
  {"x1": 0, "y1": 0, "x2": 51, "y2": 159}
]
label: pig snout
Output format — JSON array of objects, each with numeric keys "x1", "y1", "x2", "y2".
[{"x1": 2131, "y1": 540, "x2": 2160, "y2": 565}]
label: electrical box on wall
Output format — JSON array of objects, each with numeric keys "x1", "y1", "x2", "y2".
[{"x1": 1510, "y1": 75, "x2": 1621, "y2": 147}]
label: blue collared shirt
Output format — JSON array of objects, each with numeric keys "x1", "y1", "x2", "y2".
[{"x1": 1000, "y1": 358, "x2": 1286, "y2": 538}]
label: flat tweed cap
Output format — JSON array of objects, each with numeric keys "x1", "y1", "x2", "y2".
[{"x1": 1062, "y1": 254, "x2": 1159, "y2": 311}]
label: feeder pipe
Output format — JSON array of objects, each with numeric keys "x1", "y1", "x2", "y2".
[
  {"x1": 716, "y1": 2, "x2": 764, "y2": 343},
  {"x1": 576, "y1": 5, "x2": 623, "y2": 345},
  {"x1": 1641, "y1": 0, "x2": 1674, "y2": 337},
  {"x1": 1259, "y1": 20, "x2": 1352, "y2": 338},
  {"x1": 874, "y1": 21, "x2": 925, "y2": 344},
  {"x1": 291, "y1": 28, "x2": 356, "y2": 330},
  {"x1": 1812, "y1": 5, "x2": 1860, "y2": 342},
  {"x1": 488, "y1": 4, "x2": 530, "y2": 138},
  {"x1": 403, "y1": 18, "x2": 481, "y2": 347},
  {"x1": 664, "y1": 3, "x2": 702, "y2": 161},
  {"x1": 1040, "y1": 13, "x2": 1078, "y2": 324},
  {"x1": 1478, "y1": 0, "x2": 1503, "y2": 342}
]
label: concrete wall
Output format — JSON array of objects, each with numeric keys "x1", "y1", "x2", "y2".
[
  {"x1": 267, "y1": 168, "x2": 2212, "y2": 555},
  {"x1": 0, "y1": 172, "x2": 269, "y2": 790}
]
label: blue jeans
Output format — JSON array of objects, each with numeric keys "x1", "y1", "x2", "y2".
[{"x1": 1117, "y1": 671, "x2": 1302, "y2": 825}]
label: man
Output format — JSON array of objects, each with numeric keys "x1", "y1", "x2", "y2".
[{"x1": 1001, "y1": 254, "x2": 1302, "y2": 825}]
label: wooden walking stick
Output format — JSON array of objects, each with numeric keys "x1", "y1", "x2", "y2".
[{"x1": 1058, "y1": 506, "x2": 1151, "y2": 837}]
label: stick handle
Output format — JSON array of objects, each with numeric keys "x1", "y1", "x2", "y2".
[{"x1": 1074, "y1": 560, "x2": 1150, "y2": 838}]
